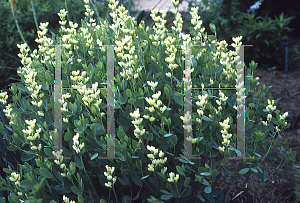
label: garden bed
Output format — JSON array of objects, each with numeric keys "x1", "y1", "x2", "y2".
[{"x1": 219, "y1": 37, "x2": 300, "y2": 203}]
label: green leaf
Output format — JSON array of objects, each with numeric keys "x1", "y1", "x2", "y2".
[
  {"x1": 131, "y1": 172, "x2": 142, "y2": 187},
  {"x1": 176, "y1": 166, "x2": 184, "y2": 175},
  {"x1": 139, "y1": 88, "x2": 144, "y2": 96},
  {"x1": 70, "y1": 162, "x2": 76, "y2": 174},
  {"x1": 198, "y1": 167, "x2": 209, "y2": 173},
  {"x1": 198, "y1": 194, "x2": 205, "y2": 202},
  {"x1": 116, "y1": 127, "x2": 125, "y2": 140},
  {"x1": 149, "y1": 124, "x2": 159, "y2": 137},
  {"x1": 159, "y1": 129, "x2": 168, "y2": 136},
  {"x1": 21, "y1": 154, "x2": 34, "y2": 162},
  {"x1": 173, "y1": 91, "x2": 183, "y2": 105},
  {"x1": 64, "y1": 131, "x2": 73, "y2": 141},
  {"x1": 73, "y1": 103, "x2": 77, "y2": 114},
  {"x1": 211, "y1": 169, "x2": 219, "y2": 177},
  {"x1": 13, "y1": 108, "x2": 23, "y2": 114},
  {"x1": 78, "y1": 195, "x2": 84, "y2": 203},
  {"x1": 90, "y1": 153, "x2": 98, "y2": 160},
  {"x1": 161, "y1": 194, "x2": 172, "y2": 200},
  {"x1": 250, "y1": 168, "x2": 258, "y2": 173},
  {"x1": 20, "y1": 179, "x2": 34, "y2": 190},
  {"x1": 174, "y1": 92, "x2": 184, "y2": 97},
  {"x1": 132, "y1": 190, "x2": 140, "y2": 200},
  {"x1": 205, "y1": 193, "x2": 215, "y2": 203},
  {"x1": 204, "y1": 186, "x2": 212, "y2": 194},
  {"x1": 40, "y1": 168, "x2": 53, "y2": 179},
  {"x1": 184, "y1": 177, "x2": 191, "y2": 187},
  {"x1": 164, "y1": 133, "x2": 172, "y2": 137},
  {"x1": 209, "y1": 23, "x2": 216, "y2": 33},
  {"x1": 254, "y1": 152, "x2": 261, "y2": 158},
  {"x1": 164, "y1": 84, "x2": 172, "y2": 97},
  {"x1": 160, "y1": 190, "x2": 171, "y2": 195},
  {"x1": 239, "y1": 168, "x2": 249, "y2": 175},
  {"x1": 164, "y1": 85, "x2": 170, "y2": 97},
  {"x1": 208, "y1": 35, "x2": 216, "y2": 41},
  {"x1": 71, "y1": 186, "x2": 81, "y2": 195},
  {"x1": 128, "y1": 98, "x2": 136, "y2": 104},
  {"x1": 44, "y1": 148, "x2": 53, "y2": 157},
  {"x1": 201, "y1": 178, "x2": 210, "y2": 186},
  {"x1": 202, "y1": 115, "x2": 212, "y2": 122},
  {"x1": 200, "y1": 172, "x2": 211, "y2": 176},
  {"x1": 249, "y1": 103, "x2": 255, "y2": 108},
  {"x1": 118, "y1": 177, "x2": 129, "y2": 186},
  {"x1": 140, "y1": 31, "x2": 148, "y2": 40},
  {"x1": 88, "y1": 63, "x2": 94, "y2": 79},
  {"x1": 17, "y1": 83, "x2": 26, "y2": 92},
  {"x1": 8, "y1": 193, "x2": 18, "y2": 202},
  {"x1": 75, "y1": 156, "x2": 83, "y2": 169},
  {"x1": 141, "y1": 175, "x2": 149, "y2": 180},
  {"x1": 126, "y1": 89, "x2": 132, "y2": 97},
  {"x1": 154, "y1": 72, "x2": 162, "y2": 79},
  {"x1": 121, "y1": 169, "x2": 131, "y2": 174},
  {"x1": 10, "y1": 84, "x2": 17, "y2": 94},
  {"x1": 100, "y1": 199, "x2": 107, "y2": 203},
  {"x1": 123, "y1": 195, "x2": 132, "y2": 202},
  {"x1": 45, "y1": 71, "x2": 52, "y2": 84},
  {"x1": 146, "y1": 132, "x2": 153, "y2": 141},
  {"x1": 3, "y1": 165, "x2": 12, "y2": 174}
]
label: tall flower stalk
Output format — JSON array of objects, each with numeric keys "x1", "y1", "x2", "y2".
[{"x1": 9, "y1": 0, "x2": 32, "y2": 54}]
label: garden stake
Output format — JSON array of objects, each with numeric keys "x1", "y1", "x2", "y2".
[{"x1": 281, "y1": 39, "x2": 290, "y2": 73}]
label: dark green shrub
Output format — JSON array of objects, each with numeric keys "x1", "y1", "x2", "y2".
[
  {"x1": 234, "y1": 12, "x2": 295, "y2": 70},
  {"x1": 0, "y1": 0, "x2": 116, "y2": 92},
  {"x1": 183, "y1": 0, "x2": 299, "y2": 71}
]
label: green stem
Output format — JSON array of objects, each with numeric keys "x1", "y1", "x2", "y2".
[
  {"x1": 3, "y1": 52, "x2": 20, "y2": 61},
  {"x1": 65, "y1": 0, "x2": 70, "y2": 22},
  {"x1": 108, "y1": 188, "x2": 111, "y2": 202},
  {"x1": 90, "y1": 0, "x2": 101, "y2": 22},
  {"x1": 14, "y1": 18, "x2": 32, "y2": 54},
  {"x1": 144, "y1": 181, "x2": 156, "y2": 194},
  {"x1": 31, "y1": 0, "x2": 39, "y2": 31},
  {"x1": 112, "y1": 187, "x2": 119, "y2": 203},
  {"x1": 80, "y1": 155, "x2": 100, "y2": 200},
  {"x1": 225, "y1": 176, "x2": 237, "y2": 201},
  {"x1": 175, "y1": 181, "x2": 179, "y2": 194}
]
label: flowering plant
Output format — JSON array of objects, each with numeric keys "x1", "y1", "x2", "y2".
[{"x1": 0, "y1": 0, "x2": 295, "y2": 202}]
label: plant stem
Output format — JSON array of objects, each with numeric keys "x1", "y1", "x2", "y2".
[
  {"x1": 14, "y1": 18, "x2": 32, "y2": 54},
  {"x1": 108, "y1": 188, "x2": 111, "y2": 202},
  {"x1": 65, "y1": 0, "x2": 71, "y2": 22},
  {"x1": 112, "y1": 187, "x2": 119, "y2": 203},
  {"x1": 80, "y1": 155, "x2": 100, "y2": 200},
  {"x1": 225, "y1": 176, "x2": 237, "y2": 201},
  {"x1": 175, "y1": 181, "x2": 179, "y2": 194},
  {"x1": 31, "y1": 0, "x2": 39, "y2": 31}
]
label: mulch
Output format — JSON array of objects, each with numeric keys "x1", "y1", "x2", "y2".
[{"x1": 218, "y1": 39, "x2": 300, "y2": 203}]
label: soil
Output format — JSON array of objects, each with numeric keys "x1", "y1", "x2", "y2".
[
  {"x1": 218, "y1": 66, "x2": 300, "y2": 203},
  {"x1": 217, "y1": 36, "x2": 300, "y2": 203}
]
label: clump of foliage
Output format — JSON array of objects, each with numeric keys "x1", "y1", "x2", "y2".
[{"x1": 0, "y1": 0, "x2": 296, "y2": 202}]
